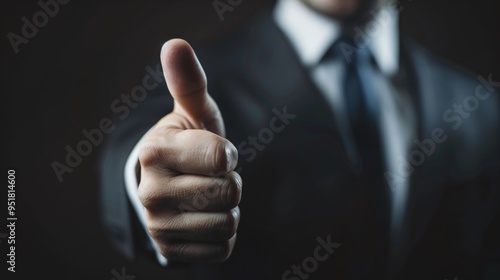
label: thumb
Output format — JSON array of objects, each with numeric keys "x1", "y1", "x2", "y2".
[{"x1": 160, "y1": 38, "x2": 225, "y2": 136}]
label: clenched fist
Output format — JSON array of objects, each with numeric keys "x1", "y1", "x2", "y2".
[{"x1": 137, "y1": 39, "x2": 242, "y2": 262}]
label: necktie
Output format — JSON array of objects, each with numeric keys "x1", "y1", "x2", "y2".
[
  {"x1": 333, "y1": 37, "x2": 392, "y2": 276},
  {"x1": 334, "y1": 37, "x2": 382, "y2": 173}
]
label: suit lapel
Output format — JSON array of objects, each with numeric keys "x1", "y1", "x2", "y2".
[
  {"x1": 244, "y1": 13, "x2": 355, "y2": 188},
  {"x1": 391, "y1": 40, "x2": 450, "y2": 271}
]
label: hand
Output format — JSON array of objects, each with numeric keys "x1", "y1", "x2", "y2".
[{"x1": 137, "y1": 39, "x2": 242, "y2": 262}]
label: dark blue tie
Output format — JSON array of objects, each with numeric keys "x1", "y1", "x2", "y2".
[
  {"x1": 332, "y1": 37, "x2": 392, "y2": 277},
  {"x1": 334, "y1": 37, "x2": 382, "y2": 173}
]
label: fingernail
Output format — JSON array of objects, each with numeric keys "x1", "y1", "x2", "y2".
[{"x1": 226, "y1": 144, "x2": 238, "y2": 172}]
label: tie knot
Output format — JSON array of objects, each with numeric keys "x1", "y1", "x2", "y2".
[{"x1": 326, "y1": 36, "x2": 370, "y2": 65}]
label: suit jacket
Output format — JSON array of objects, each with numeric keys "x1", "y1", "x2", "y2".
[{"x1": 99, "y1": 9, "x2": 500, "y2": 280}]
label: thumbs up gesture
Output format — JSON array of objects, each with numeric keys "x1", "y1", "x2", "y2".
[{"x1": 138, "y1": 39, "x2": 241, "y2": 262}]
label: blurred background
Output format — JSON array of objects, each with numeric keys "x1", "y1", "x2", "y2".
[{"x1": 1, "y1": 0, "x2": 499, "y2": 279}]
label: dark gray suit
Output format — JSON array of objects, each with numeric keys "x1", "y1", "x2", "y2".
[{"x1": 99, "y1": 10, "x2": 500, "y2": 280}]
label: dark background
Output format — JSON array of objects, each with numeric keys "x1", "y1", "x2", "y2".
[{"x1": 1, "y1": 0, "x2": 499, "y2": 279}]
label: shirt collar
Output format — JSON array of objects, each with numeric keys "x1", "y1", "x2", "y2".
[{"x1": 273, "y1": 0, "x2": 400, "y2": 76}]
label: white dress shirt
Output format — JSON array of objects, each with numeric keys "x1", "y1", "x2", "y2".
[{"x1": 125, "y1": 0, "x2": 416, "y2": 265}]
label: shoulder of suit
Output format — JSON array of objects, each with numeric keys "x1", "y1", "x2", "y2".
[{"x1": 403, "y1": 37, "x2": 500, "y2": 176}]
